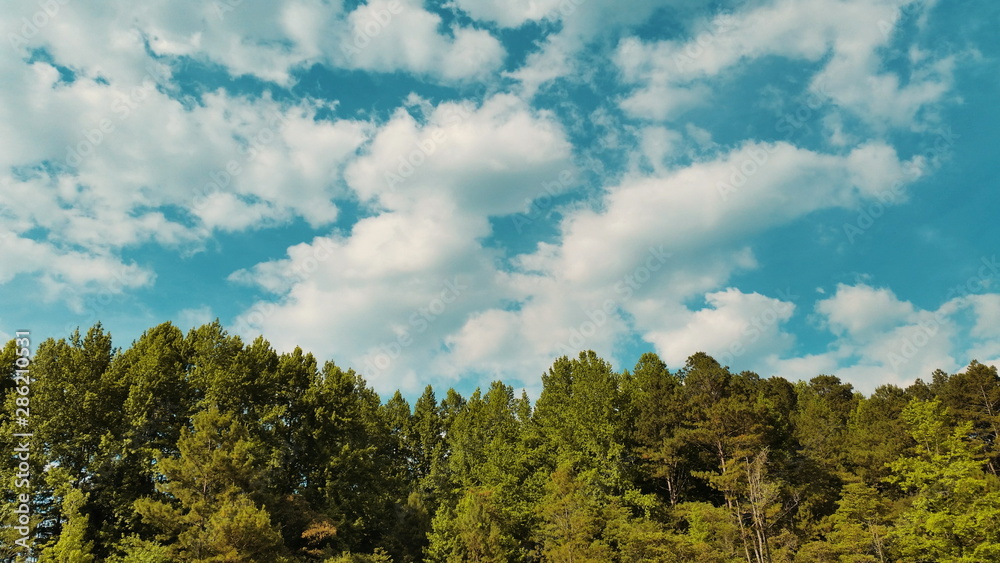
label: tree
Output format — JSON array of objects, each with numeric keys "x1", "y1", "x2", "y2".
[
  {"x1": 293, "y1": 363, "x2": 402, "y2": 555},
  {"x1": 793, "y1": 376, "x2": 857, "y2": 474},
  {"x1": 536, "y1": 464, "x2": 612, "y2": 563},
  {"x1": 426, "y1": 488, "x2": 519, "y2": 562},
  {"x1": 677, "y1": 354, "x2": 792, "y2": 563},
  {"x1": 530, "y1": 352, "x2": 628, "y2": 490},
  {"x1": 39, "y1": 486, "x2": 96, "y2": 563},
  {"x1": 843, "y1": 385, "x2": 912, "y2": 487},
  {"x1": 627, "y1": 352, "x2": 690, "y2": 506},
  {"x1": 886, "y1": 398, "x2": 1000, "y2": 562},
  {"x1": 134, "y1": 405, "x2": 291, "y2": 562},
  {"x1": 931, "y1": 361, "x2": 1000, "y2": 475},
  {"x1": 427, "y1": 382, "x2": 529, "y2": 561}
]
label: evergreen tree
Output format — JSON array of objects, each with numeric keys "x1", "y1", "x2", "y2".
[
  {"x1": 134, "y1": 405, "x2": 292, "y2": 562},
  {"x1": 887, "y1": 398, "x2": 1000, "y2": 561},
  {"x1": 628, "y1": 352, "x2": 689, "y2": 506},
  {"x1": 39, "y1": 486, "x2": 95, "y2": 563}
]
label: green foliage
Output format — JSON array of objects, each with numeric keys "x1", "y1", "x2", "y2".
[
  {"x1": 535, "y1": 464, "x2": 612, "y2": 563},
  {"x1": 134, "y1": 405, "x2": 291, "y2": 562},
  {"x1": 38, "y1": 487, "x2": 95, "y2": 563},
  {"x1": 885, "y1": 398, "x2": 1000, "y2": 562},
  {"x1": 426, "y1": 488, "x2": 519, "y2": 562},
  {"x1": 16, "y1": 322, "x2": 1000, "y2": 562}
]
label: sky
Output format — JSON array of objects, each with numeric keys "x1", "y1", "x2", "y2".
[{"x1": 1, "y1": 0, "x2": 998, "y2": 400}]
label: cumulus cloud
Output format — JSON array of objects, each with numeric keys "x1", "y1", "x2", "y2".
[
  {"x1": 5, "y1": 0, "x2": 504, "y2": 87},
  {"x1": 334, "y1": 0, "x2": 505, "y2": 81},
  {"x1": 176, "y1": 305, "x2": 215, "y2": 330},
  {"x1": 0, "y1": 16, "x2": 376, "y2": 307},
  {"x1": 451, "y1": 0, "x2": 568, "y2": 28},
  {"x1": 229, "y1": 94, "x2": 574, "y2": 393},
  {"x1": 0, "y1": 0, "x2": 986, "y2": 399},
  {"x1": 647, "y1": 288, "x2": 797, "y2": 368},
  {"x1": 615, "y1": 0, "x2": 955, "y2": 127},
  {"x1": 505, "y1": 0, "x2": 665, "y2": 95},
  {"x1": 430, "y1": 138, "x2": 922, "y2": 385},
  {"x1": 760, "y1": 283, "x2": 959, "y2": 391}
]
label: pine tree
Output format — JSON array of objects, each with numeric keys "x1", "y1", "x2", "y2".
[
  {"x1": 536, "y1": 464, "x2": 611, "y2": 563},
  {"x1": 134, "y1": 405, "x2": 291, "y2": 562}
]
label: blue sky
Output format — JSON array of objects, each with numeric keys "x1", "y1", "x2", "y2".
[{"x1": 1, "y1": 0, "x2": 998, "y2": 399}]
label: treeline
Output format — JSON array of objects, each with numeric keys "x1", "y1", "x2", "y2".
[{"x1": 2, "y1": 321, "x2": 1000, "y2": 562}]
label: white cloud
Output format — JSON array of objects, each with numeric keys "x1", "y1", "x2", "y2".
[
  {"x1": 0, "y1": 0, "x2": 985, "y2": 401},
  {"x1": 345, "y1": 94, "x2": 573, "y2": 216},
  {"x1": 750, "y1": 286, "x2": 1000, "y2": 393},
  {"x1": 0, "y1": 224, "x2": 153, "y2": 312},
  {"x1": 335, "y1": 0, "x2": 505, "y2": 81},
  {"x1": 430, "y1": 138, "x2": 920, "y2": 384},
  {"x1": 615, "y1": 0, "x2": 954, "y2": 127},
  {"x1": 963, "y1": 294, "x2": 1000, "y2": 339},
  {"x1": 0, "y1": 27, "x2": 373, "y2": 307},
  {"x1": 506, "y1": 0, "x2": 664, "y2": 95},
  {"x1": 176, "y1": 305, "x2": 215, "y2": 330},
  {"x1": 774, "y1": 283, "x2": 961, "y2": 391},
  {"x1": 5, "y1": 0, "x2": 504, "y2": 87},
  {"x1": 527, "y1": 141, "x2": 918, "y2": 289},
  {"x1": 647, "y1": 288, "x2": 797, "y2": 368},
  {"x1": 816, "y1": 283, "x2": 916, "y2": 337},
  {"x1": 451, "y1": 0, "x2": 568, "y2": 28},
  {"x1": 229, "y1": 94, "x2": 574, "y2": 393}
]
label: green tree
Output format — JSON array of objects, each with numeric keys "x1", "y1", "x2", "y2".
[
  {"x1": 793, "y1": 376, "x2": 857, "y2": 474},
  {"x1": 931, "y1": 361, "x2": 1000, "y2": 475},
  {"x1": 843, "y1": 384, "x2": 912, "y2": 486},
  {"x1": 134, "y1": 405, "x2": 291, "y2": 562},
  {"x1": 529, "y1": 352, "x2": 628, "y2": 491},
  {"x1": 38, "y1": 486, "x2": 96, "y2": 563},
  {"x1": 426, "y1": 488, "x2": 519, "y2": 562},
  {"x1": 536, "y1": 464, "x2": 612, "y2": 563},
  {"x1": 627, "y1": 352, "x2": 690, "y2": 506},
  {"x1": 886, "y1": 398, "x2": 1000, "y2": 562},
  {"x1": 295, "y1": 363, "x2": 401, "y2": 555},
  {"x1": 427, "y1": 382, "x2": 529, "y2": 560}
]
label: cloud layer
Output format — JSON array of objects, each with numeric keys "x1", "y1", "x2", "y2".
[{"x1": 0, "y1": 0, "x2": 993, "y2": 396}]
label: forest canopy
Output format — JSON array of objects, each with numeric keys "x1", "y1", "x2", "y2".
[{"x1": 3, "y1": 321, "x2": 1000, "y2": 562}]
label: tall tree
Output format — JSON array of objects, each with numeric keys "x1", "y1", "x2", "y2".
[
  {"x1": 931, "y1": 361, "x2": 1000, "y2": 474},
  {"x1": 887, "y1": 398, "x2": 1000, "y2": 561},
  {"x1": 134, "y1": 405, "x2": 292, "y2": 562},
  {"x1": 627, "y1": 352, "x2": 690, "y2": 506}
]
